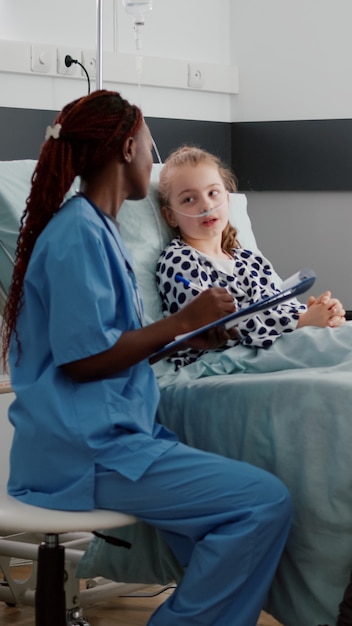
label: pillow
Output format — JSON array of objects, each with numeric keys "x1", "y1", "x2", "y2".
[
  {"x1": 118, "y1": 176, "x2": 174, "y2": 324},
  {"x1": 0, "y1": 161, "x2": 259, "y2": 319},
  {"x1": 0, "y1": 160, "x2": 37, "y2": 294},
  {"x1": 0, "y1": 159, "x2": 80, "y2": 296},
  {"x1": 119, "y1": 164, "x2": 259, "y2": 323}
]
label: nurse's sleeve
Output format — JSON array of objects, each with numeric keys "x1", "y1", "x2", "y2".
[{"x1": 46, "y1": 224, "x2": 124, "y2": 366}]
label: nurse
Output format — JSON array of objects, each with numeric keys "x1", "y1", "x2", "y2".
[{"x1": 1, "y1": 90, "x2": 292, "y2": 626}]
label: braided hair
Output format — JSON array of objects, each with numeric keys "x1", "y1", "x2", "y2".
[
  {"x1": 158, "y1": 145, "x2": 240, "y2": 253},
  {"x1": 1, "y1": 90, "x2": 143, "y2": 366}
]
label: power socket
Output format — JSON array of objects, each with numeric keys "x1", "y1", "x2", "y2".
[
  {"x1": 81, "y1": 49, "x2": 96, "y2": 79},
  {"x1": 57, "y1": 48, "x2": 81, "y2": 76}
]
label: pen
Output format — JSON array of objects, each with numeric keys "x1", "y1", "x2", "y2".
[{"x1": 175, "y1": 273, "x2": 206, "y2": 293}]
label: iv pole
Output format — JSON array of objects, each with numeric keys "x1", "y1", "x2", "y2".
[{"x1": 96, "y1": 0, "x2": 103, "y2": 89}]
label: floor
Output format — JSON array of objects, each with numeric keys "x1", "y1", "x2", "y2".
[{"x1": 0, "y1": 571, "x2": 283, "y2": 626}]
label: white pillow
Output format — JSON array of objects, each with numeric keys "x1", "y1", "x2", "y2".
[
  {"x1": 119, "y1": 164, "x2": 259, "y2": 323},
  {"x1": 119, "y1": 177, "x2": 173, "y2": 324},
  {"x1": 228, "y1": 193, "x2": 259, "y2": 252},
  {"x1": 0, "y1": 160, "x2": 37, "y2": 294},
  {"x1": 0, "y1": 159, "x2": 78, "y2": 295},
  {"x1": 0, "y1": 161, "x2": 259, "y2": 321}
]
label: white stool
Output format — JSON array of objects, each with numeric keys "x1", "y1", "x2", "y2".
[{"x1": 0, "y1": 484, "x2": 138, "y2": 626}]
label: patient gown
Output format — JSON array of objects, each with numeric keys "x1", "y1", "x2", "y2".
[{"x1": 156, "y1": 237, "x2": 307, "y2": 370}]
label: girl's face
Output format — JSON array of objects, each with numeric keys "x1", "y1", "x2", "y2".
[{"x1": 162, "y1": 163, "x2": 229, "y2": 245}]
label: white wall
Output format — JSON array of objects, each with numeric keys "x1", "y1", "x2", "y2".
[
  {"x1": 230, "y1": 1, "x2": 352, "y2": 307},
  {"x1": 246, "y1": 191, "x2": 352, "y2": 303},
  {"x1": 0, "y1": 0, "x2": 233, "y2": 121},
  {"x1": 229, "y1": 0, "x2": 352, "y2": 122}
]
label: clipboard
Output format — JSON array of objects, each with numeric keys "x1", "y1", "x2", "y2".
[{"x1": 149, "y1": 267, "x2": 316, "y2": 364}]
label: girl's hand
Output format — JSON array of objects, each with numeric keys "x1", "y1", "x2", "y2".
[{"x1": 298, "y1": 291, "x2": 346, "y2": 329}]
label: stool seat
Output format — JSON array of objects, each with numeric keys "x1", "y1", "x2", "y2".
[
  {"x1": 0, "y1": 483, "x2": 138, "y2": 626},
  {"x1": 0, "y1": 389, "x2": 141, "y2": 626},
  {"x1": 0, "y1": 483, "x2": 137, "y2": 535}
]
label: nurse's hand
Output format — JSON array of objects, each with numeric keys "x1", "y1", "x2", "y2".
[
  {"x1": 63, "y1": 288, "x2": 236, "y2": 380},
  {"x1": 187, "y1": 325, "x2": 239, "y2": 351},
  {"x1": 178, "y1": 287, "x2": 237, "y2": 350}
]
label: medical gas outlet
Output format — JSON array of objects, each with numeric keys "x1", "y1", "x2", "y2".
[{"x1": 188, "y1": 63, "x2": 204, "y2": 89}]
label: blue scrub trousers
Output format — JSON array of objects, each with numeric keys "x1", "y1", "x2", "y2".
[{"x1": 95, "y1": 442, "x2": 292, "y2": 626}]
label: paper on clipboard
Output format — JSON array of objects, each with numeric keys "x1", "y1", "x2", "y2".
[{"x1": 149, "y1": 267, "x2": 316, "y2": 364}]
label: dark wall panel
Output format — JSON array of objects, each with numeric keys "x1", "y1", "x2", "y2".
[
  {"x1": 231, "y1": 118, "x2": 352, "y2": 191},
  {"x1": 0, "y1": 107, "x2": 232, "y2": 167},
  {"x1": 2, "y1": 107, "x2": 352, "y2": 193},
  {"x1": 0, "y1": 108, "x2": 58, "y2": 160},
  {"x1": 146, "y1": 117, "x2": 232, "y2": 166}
]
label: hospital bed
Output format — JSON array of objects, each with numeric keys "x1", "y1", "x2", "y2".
[{"x1": 1, "y1": 159, "x2": 352, "y2": 626}]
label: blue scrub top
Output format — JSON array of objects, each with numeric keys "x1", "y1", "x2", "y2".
[{"x1": 8, "y1": 195, "x2": 177, "y2": 510}]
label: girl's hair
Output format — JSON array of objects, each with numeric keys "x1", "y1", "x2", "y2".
[
  {"x1": 158, "y1": 145, "x2": 240, "y2": 253},
  {"x1": 1, "y1": 89, "x2": 143, "y2": 366}
]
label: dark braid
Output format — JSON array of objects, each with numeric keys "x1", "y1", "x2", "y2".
[{"x1": 1, "y1": 90, "x2": 143, "y2": 368}]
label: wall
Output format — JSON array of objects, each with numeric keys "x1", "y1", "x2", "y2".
[
  {"x1": 245, "y1": 191, "x2": 352, "y2": 304},
  {"x1": 229, "y1": 0, "x2": 352, "y2": 307},
  {"x1": 0, "y1": 0, "x2": 233, "y2": 122},
  {"x1": 229, "y1": 0, "x2": 352, "y2": 123},
  {"x1": 0, "y1": 107, "x2": 233, "y2": 166}
]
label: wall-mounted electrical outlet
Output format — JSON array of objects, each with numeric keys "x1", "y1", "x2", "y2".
[
  {"x1": 81, "y1": 49, "x2": 96, "y2": 79},
  {"x1": 31, "y1": 45, "x2": 54, "y2": 73},
  {"x1": 188, "y1": 63, "x2": 205, "y2": 89},
  {"x1": 57, "y1": 48, "x2": 80, "y2": 76}
]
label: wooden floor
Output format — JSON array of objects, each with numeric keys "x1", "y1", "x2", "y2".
[
  {"x1": 0, "y1": 566, "x2": 283, "y2": 625},
  {"x1": 1, "y1": 595, "x2": 283, "y2": 626},
  {"x1": 0, "y1": 593, "x2": 284, "y2": 626}
]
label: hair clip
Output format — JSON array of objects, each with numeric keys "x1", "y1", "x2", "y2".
[{"x1": 45, "y1": 123, "x2": 62, "y2": 141}]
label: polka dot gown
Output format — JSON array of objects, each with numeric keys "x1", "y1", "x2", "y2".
[{"x1": 156, "y1": 237, "x2": 306, "y2": 370}]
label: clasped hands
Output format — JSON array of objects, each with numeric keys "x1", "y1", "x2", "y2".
[
  {"x1": 179, "y1": 287, "x2": 346, "y2": 354},
  {"x1": 298, "y1": 291, "x2": 346, "y2": 329}
]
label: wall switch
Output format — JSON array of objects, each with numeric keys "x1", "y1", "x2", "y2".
[
  {"x1": 31, "y1": 45, "x2": 54, "y2": 73},
  {"x1": 81, "y1": 49, "x2": 96, "y2": 79},
  {"x1": 57, "y1": 48, "x2": 80, "y2": 75},
  {"x1": 188, "y1": 63, "x2": 205, "y2": 89}
]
